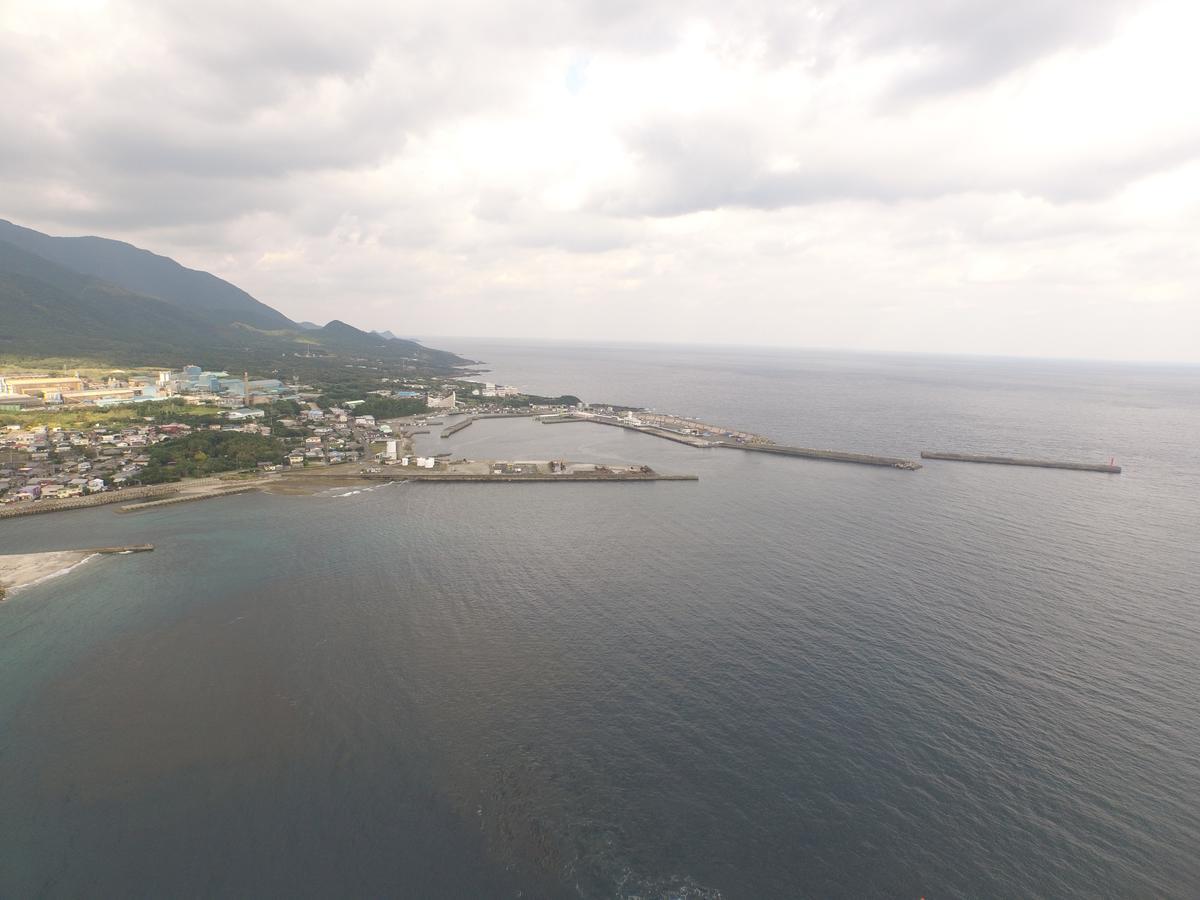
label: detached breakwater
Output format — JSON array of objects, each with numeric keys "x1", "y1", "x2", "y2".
[{"x1": 920, "y1": 451, "x2": 1122, "y2": 474}]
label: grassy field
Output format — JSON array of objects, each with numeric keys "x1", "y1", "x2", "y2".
[{"x1": 0, "y1": 399, "x2": 222, "y2": 430}]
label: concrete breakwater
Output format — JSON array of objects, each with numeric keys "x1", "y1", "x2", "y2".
[
  {"x1": 540, "y1": 415, "x2": 713, "y2": 447},
  {"x1": 920, "y1": 451, "x2": 1122, "y2": 474},
  {"x1": 721, "y1": 442, "x2": 922, "y2": 470},
  {"x1": 0, "y1": 483, "x2": 181, "y2": 519},
  {"x1": 116, "y1": 485, "x2": 261, "y2": 512},
  {"x1": 441, "y1": 412, "x2": 538, "y2": 438},
  {"x1": 542, "y1": 414, "x2": 920, "y2": 467},
  {"x1": 441, "y1": 417, "x2": 476, "y2": 437}
]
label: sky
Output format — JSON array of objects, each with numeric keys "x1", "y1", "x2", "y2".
[{"x1": 2, "y1": 0, "x2": 1199, "y2": 362}]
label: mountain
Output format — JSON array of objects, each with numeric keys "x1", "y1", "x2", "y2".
[
  {"x1": 373, "y1": 329, "x2": 398, "y2": 340},
  {"x1": 0, "y1": 219, "x2": 291, "y2": 330},
  {"x1": 0, "y1": 240, "x2": 230, "y2": 359},
  {"x1": 0, "y1": 219, "x2": 469, "y2": 369}
]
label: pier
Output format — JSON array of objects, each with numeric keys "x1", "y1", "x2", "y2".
[{"x1": 920, "y1": 452, "x2": 1121, "y2": 474}]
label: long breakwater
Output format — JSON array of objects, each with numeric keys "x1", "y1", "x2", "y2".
[{"x1": 920, "y1": 451, "x2": 1122, "y2": 474}]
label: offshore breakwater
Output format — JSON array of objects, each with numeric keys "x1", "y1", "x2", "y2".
[{"x1": 921, "y1": 451, "x2": 1122, "y2": 474}]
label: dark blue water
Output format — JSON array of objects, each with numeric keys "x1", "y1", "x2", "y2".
[{"x1": 3, "y1": 344, "x2": 1199, "y2": 898}]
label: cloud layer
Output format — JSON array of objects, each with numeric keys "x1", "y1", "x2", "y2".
[{"x1": 3, "y1": 0, "x2": 1198, "y2": 361}]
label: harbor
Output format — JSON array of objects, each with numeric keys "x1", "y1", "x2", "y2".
[{"x1": 920, "y1": 451, "x2": 1122, "y2": 474}]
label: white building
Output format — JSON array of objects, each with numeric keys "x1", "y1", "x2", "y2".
[
  {"x1": 227, "y1": 407, "x2": 265, "y2": 421},
  {"x1": 426, "y1": 391, "x2": 457, "y2": 410}
]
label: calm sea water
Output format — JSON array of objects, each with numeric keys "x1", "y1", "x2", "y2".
[{"x1": 2, "y1": 344, "x2": 1198, "y2": 898}]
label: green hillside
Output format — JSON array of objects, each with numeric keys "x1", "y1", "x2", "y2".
[{"x1": 0, "y1": 220, "x2": 471, "y2": 371}]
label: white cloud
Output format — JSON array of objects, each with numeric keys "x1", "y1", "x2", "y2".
[{"x1": 1, "y1": 0, "x2": 1197, "y2": 361}]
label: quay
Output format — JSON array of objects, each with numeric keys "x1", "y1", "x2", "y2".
[
  {"x1": 364, "y1": 471, "x2": 698, "y2": 483},
  {"x1": 920, "y1": 451, "x2": 1122, "y2": 474}
]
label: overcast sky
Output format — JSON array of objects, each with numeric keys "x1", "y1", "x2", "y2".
[{"x1": 3, "y1": 0, "x2": 1198, "y2": 361}]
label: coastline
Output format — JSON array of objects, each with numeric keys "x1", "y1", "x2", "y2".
[{"x1": 0, "y1": 550, "x2": 98, "y2": 597}]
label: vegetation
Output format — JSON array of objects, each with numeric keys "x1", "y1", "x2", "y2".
[
  {"x1": 458, "y1": 391, "x2": 582, "y2": 409},
  {"x1": 140, "y1": 432, "x2": 285, "y2": 483},
  {"x1": 0, "y1": 398, "x2": 223, "y2": 430},
  {"x1": 1, "y1": 220, "x2": 472, "y2": 371}
]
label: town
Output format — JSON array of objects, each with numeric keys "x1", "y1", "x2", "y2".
[{"x1": 0, "y1": 363, "x2": 591, "y2": 510}]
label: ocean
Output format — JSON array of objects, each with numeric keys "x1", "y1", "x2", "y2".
[{"x1": 2, "y1": 343, "x2": 1198, "y2": 898}]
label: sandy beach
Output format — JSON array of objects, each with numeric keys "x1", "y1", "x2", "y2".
[{"x1": 0, "y1": 550, "x2": 97, "y2": 597}]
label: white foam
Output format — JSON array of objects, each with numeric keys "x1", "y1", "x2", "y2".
[{"x1": 11, "y1": 552, "x2": 100, "y2": 595}]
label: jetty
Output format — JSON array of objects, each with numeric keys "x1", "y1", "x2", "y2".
[{"x1": 920, "y1": 451, "x2": 1121, "y2": 474}]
